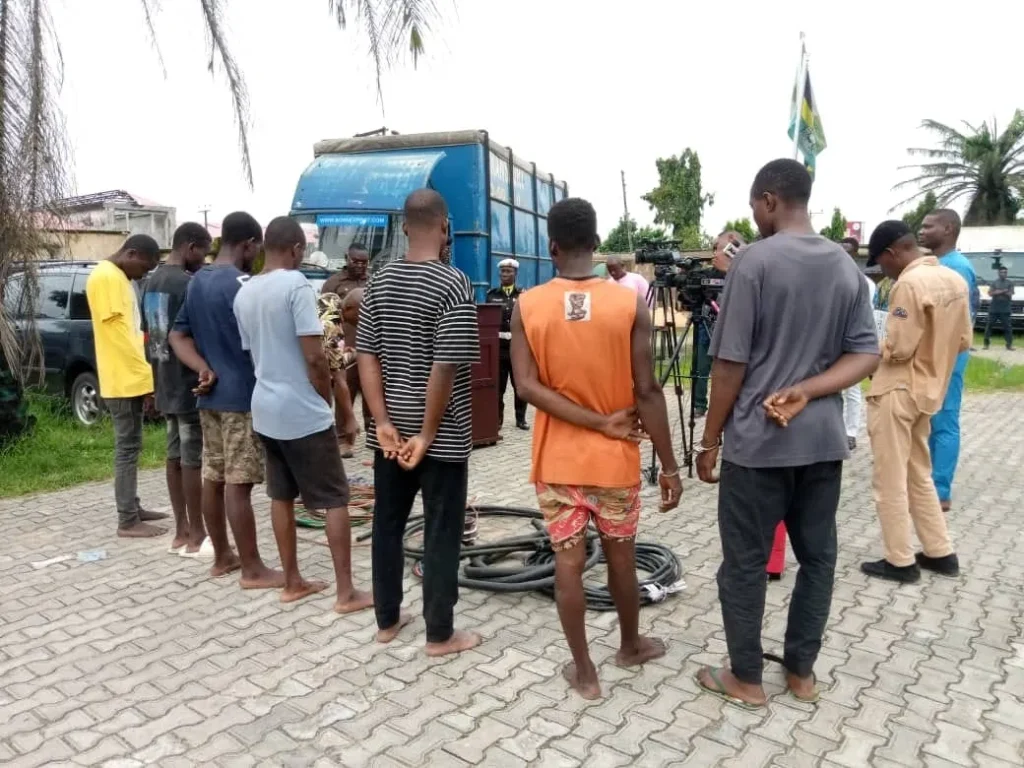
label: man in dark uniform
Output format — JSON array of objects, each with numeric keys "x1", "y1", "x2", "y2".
[
  {"x1": 486, "y1": 258, "x2": 528, "y2": 431},
  {"x1": 321, "y1": 243, "x2": 369, "y2": 300}
]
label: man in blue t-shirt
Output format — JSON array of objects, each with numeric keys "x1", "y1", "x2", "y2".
[
  {"x1": 918, "y1": 209, "x2": 977, "y2": 511},
  {"x1": 169, "y1": 211, "x2": 283, "y2": 589}
]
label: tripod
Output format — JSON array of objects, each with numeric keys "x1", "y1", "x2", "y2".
[{"x1": 644, "y1": 280, "x2": 716, "y2": 482}]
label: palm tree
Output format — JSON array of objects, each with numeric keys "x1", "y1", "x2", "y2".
[
  {"x1": 893, "y1": 111, "x2": 1024, "y2": 226},
  {"x1": 0, "y1": 0, "x2": 439, "y2": 387}
]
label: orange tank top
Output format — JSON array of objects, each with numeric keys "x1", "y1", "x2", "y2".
[{"x1": 519, "y1": 276, "x2": 640, "y2": 487}]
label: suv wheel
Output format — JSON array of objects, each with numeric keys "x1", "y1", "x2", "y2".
[{"x1": 71, "y1": 372, "x2": 103, "y2": 426}]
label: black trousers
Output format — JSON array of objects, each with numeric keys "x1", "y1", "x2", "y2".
[
  {"x1": 984, "y1": 311, "x2": 1014, "y2": 348},
  {"x1": 372, "y1": 452, "x2": 468, "y2": 643},
  {"x1": 717, "y1": 459, "x2": 841, "y2": 684},
  {"x1": 498, "y1": 348, "x2": 527, "y2": 425}
]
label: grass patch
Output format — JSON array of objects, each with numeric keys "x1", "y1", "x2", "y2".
[
  {"x1": 963, "y1": 355, "x2": 1024, "y2": 392},
  {"x1": 0, "y1": 395, "x2": 165, "y2": 498}
]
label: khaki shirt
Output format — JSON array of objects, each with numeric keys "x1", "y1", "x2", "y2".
[{"x1": 868, "y1": 256, "x2": 972, "y2": 414}]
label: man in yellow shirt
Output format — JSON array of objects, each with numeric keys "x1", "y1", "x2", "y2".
[{"x1": 86, "y1": 235, "x2": 165, "y2": 537}]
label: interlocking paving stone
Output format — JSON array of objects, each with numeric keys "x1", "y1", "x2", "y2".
[{"x1": 0, "y1": 391, "x2": 1022, "y2": 766}]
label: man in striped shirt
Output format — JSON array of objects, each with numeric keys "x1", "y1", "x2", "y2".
[{"x1": 357, "y1": 189, "x2": 482, "y2": 657}]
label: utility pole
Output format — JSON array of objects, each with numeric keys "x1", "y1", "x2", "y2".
[
  {"x1": 621, "y1": 170, "x2": 633, "y2": 251},
  {"x1": 199, "y1": 205, "x2": 211, "y2": 229}
]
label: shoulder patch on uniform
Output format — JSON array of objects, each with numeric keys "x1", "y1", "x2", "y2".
[{"x1": 892, "y1": 306, "x2": 908, "y2": 319}]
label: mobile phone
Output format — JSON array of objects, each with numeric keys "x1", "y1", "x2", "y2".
[{"x1": 723, "y1": 239, "x2": 741, "y2": 259}]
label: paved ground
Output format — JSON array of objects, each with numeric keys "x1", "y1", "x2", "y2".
[{"x1": 2, "y1": 391, "x2": 1023, "y2": 767}]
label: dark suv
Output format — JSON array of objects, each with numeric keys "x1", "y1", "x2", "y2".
[{"x1": 5, "y1": 262, "x2": 105, "y2": 426}]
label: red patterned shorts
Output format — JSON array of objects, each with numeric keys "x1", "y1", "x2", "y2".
[{"x1": 535, "y1": 483, "x2": 642, "y2": 551}]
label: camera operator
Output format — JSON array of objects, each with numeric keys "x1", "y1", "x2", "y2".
[{"x1": 693, "y1": 232, "x2": 744, "y2": 416}]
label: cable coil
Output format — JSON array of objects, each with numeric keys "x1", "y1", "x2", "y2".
[{"x1": 397, "y1": 505, "x2": 684, "y2": 612}]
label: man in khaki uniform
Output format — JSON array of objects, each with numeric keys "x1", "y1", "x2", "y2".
[{"x1": 860, "y1": 221, "x2": 971, "y2": 583}]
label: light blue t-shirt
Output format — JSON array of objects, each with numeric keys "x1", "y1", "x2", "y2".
[
  {"x1": 939, "y1": 249, "x2": 979, "y2": 321},
  {"x1": 233, "y1": 269, "x2": 334, "y2": 440}
]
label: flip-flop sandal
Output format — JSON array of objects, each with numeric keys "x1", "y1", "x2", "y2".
[
  {"x1": 180, "y1": 538, "x2": 216, "y2": 559},
  {"x1": 762, "y1": 652, "x2": 821, "y2": 703},
  {"x1": 168, "y1": 543, "x2": 186, "y2": 555},
  {"x1": 694, "y1": 666, "x2": 766, "y2": 710}
]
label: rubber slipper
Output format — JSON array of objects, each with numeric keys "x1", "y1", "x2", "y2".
[
  {"x1": 168, "y1": 543, "x2": 186, "y2": 555},
  {"x1": 180, "y1": 538, "x2": 215, "y2": 559},
  {"x1": 762, "y1": 652, "x2": 820, "y2": 703},
  {"x1": 694, "y1": 666, "x2": 766, "y2": 710}
]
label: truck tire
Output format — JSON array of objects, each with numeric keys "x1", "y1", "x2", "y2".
[{"x1": 71, "y1": 371, "x2": 104, "y2": 427}]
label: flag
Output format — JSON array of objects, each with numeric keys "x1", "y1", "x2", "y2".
[{"x1": 788, "y1": 55, "x2": 827, "y2": 178}]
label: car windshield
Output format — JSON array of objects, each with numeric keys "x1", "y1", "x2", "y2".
[
  {"x1": 966, "y1": 252, "x2": 1024, "y2": 283},
  {"x1": 293, "y1": 213, "x2": 407, "y2": 273}
]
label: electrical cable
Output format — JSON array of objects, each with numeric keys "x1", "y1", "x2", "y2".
[{"x1": 358, "y1": 504, "x2": 683, "y2": 612}]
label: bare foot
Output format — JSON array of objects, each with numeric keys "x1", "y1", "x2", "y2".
[
  {"x1": 335, "y1": 588, "x2": 374, "y2": 614},
  {"x1": 562, "y1": 662, "x2": 602, "y2": 700},
  {"x1": 376, "y1": 613, "x2": 414, "y2": 643},
  {"x1": 183, "y1": 540, "x2": 205, "y2": 555},
  {"x1": 785, "y1": 670, "x2": 820, "y2": 702},
  {"x1": 280, "y1": 580, "x2": 328, "y2": 604},
  {"x1": 210, "y1": 553, "x2": 242, "y2": 578},
  {"x1": 425, "y1": 630, "x2": 482, "y2": 658},
  {"x1": 616, "y1": 636, "x2": 667, "y2": 667},
  {"x1": 239, "y1": 566, "x2": 287, "y2": 590},
  {"x1": 118, "y1": 522, "x2": 166, "y2": 538},
  {"x1": 169, "y1": 535, "x2": 188, "y2": 551},
  {"x1": 137, "y1": 508, "x2": 170, "y2": 522}
]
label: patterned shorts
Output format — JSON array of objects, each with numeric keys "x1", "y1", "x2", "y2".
[
  {"x1": 535, "y1": 483, "x2": 642, "y2": 551},
  {"x1": 199, "y1": 410, "x2": 265, "y2": 485}
]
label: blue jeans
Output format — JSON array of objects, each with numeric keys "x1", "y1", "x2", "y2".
[{"x1": 929, "y1": 351, "x2": 968, "y2": 502}]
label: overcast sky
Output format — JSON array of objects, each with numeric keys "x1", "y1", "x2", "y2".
[{"x1": 55, "y1": 0, "x2": 1024, "y2": 240}]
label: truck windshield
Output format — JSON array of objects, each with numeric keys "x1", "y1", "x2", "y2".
[
  {"x1": 293, "y1": 214, "x2": 407, "y2": 272},
  {"x1": 967, "y1": 252, "x2": 1024, "y2": 283}
]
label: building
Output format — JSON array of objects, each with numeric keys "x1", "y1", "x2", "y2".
[{"x1": 52, "y1": 190, "x2": 177, "y2": 249}]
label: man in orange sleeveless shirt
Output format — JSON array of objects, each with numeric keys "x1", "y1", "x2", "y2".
[{"x1": 511, "y1": 198, "x2": 682, "y2": 700}]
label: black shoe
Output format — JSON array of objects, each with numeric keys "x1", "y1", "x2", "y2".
[
  {"x1": 516, "y1": 420, "x2": 529, "y2": 430},
  {"x1": 915, "y1": 552, "x2": 960, "y2": 577},
  {"x1": 847, "y1": 436, "x2": 857, "y2": 451},
  {"x1": 860, "y1": 559, "x2": 921, "y2": 583}
]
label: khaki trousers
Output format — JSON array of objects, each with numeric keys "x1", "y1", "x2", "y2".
[{"x1": 866, "y1": 390, "x2": 954, "y2": 567}]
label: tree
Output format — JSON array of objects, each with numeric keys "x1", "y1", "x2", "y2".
[
  {"x1": 720, "y1": 218, "x2": 757, "y2": 243},
  {"x1": 893, "y1": 111, "x2": 1024, "y2": 225},
  {"x1": 598, "y1": 216, "x2": 668, "y2": 253},
  {"x1": 0, "y1": 0, "x2": 437, "y2": 386},
  {"x1": 819, "y1": 207, "x2": 848, "y2": 241},
  {"x1": 899, "y1": 191, "x2": 938, "y2": 235},
  {"x1": 642, "y1": 149, "x2": 715, "y2": 250}
]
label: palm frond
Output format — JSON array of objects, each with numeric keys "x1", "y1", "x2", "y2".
[
  {"x1": 382, "y1": 0, "x2": 437, "y2": 67},
  {"x1": 198, "y1": 0, "x2": 252, "y2": 187},
  {"x1": 138, "y1": 0, "x2": 167, "y2": 78}
]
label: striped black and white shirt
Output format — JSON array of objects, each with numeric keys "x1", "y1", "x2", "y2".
[{"x1": 356, "y1": 260, "x2": 480, "y2": 462}]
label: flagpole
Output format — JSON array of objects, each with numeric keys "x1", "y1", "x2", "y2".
[{"x1": 792, "y1": 33, "x2": 807, "y2": 161}]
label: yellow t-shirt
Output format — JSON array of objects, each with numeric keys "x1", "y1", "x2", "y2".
[{"x1": 85, "y1": 260, "x2": 153, "y2": 399}]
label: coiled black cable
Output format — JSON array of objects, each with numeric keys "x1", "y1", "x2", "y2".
[{"x1": 372, "y1": 504, "x2": 683, "y2": 612}]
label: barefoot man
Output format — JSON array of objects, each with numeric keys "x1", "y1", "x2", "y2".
[
  {"x1": 357, "y1": 189, "x2": 481, "y2": 656},
  {"x1": 234, "y1": 217, "x2": 372, "y2": 609},
  {"x1": 511, "y1": 198, "x2": 683, "y2": 699},
  {"x1": 169, "y1": 212, "x2": 281, "y2": 586}
]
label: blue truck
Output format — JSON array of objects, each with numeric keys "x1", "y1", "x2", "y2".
[{"x1": 290, "y1": 130, "x2": 569, "y2": 301}]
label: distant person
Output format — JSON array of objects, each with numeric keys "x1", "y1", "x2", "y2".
[
  {"x1": 142, "y1": 222, "x2": 212, "y2": 556},
  {"x1": 985, "y1": 265, "x2": 1014, "y2": 350},
  {"x1": 918, "y1": 209, "x2": 978, "y2": 511},
  {"x1": 694, "y1": 232, "x2": 744, "y2": 417},
  {"x1": 485, "y1": 258, "x2": 528, "y2": 432},
  {"x1": 838, "y1": 237, "x2": 878, "y2": 450},
  {"x1": 860, "y1": 221, "x2": 970, "y2": 583},
  {"x1": 234, "y1": 217, "x2": 372, "y2": 609},
  {"x1": 357, "y1": 189, "x2": 481, "y2": 657},
  {"x1": 696, "y1": 159, "x2": 879, "y2": 708},
  {"x1": 86, "y1": 234, "x2": 167, "y2": 538},
  {"x1": 169, "y1": 211, "x2": 280, "y2": 586},
  {"x1": 512, "y1": 197, "x2": 682, "y2": 700},
  {"x1": 606, "y1": 256, "x2": 651, "y2": 304},
  {"x1": 321, "y1": 243, "x2": 370, "y2": 300}
]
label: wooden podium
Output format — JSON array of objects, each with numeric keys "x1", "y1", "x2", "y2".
[{"x1": 471, "y1": 303, "x2": 501, "y2": 447}]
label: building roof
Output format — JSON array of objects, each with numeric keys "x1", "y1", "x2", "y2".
[{"x1": 53, "y1": 190, "x2": 171, "y2": 211}]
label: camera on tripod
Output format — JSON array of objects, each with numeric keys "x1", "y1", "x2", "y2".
[{"x1": 634, "y1": 240, "x2": 725, "y2": 311}]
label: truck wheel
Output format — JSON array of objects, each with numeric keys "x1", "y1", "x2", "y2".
[{"x1": 71, "y1": 372, "x2": 104, "y2": 427}]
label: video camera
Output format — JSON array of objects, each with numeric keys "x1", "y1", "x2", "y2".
[{"x1": 634, "y1": 240, "x2": 724, "y2": 311}]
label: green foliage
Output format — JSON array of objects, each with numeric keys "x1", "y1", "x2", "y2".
[
  {"x1": 899, "y1": 191, "x2": 938, "y2": 234},
  {"x1": 599, "y1": 216, "x2": 668, "y2": 253},
  {"x1": 819, "y1": 207, "x2": 848, "y2": 241},
  {"x1": 894, "y1": 111, "x2": 1024, "y2": 225},
  {"x1": 642, "y1": 149, "x2": 715, "y2": 242},
  {"x1": 721, "y1": 218, "x2": 757, "y2": 243}
]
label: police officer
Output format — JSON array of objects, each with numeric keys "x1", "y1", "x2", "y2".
[{"x1": 486, "y1": 258, "x2": 528, "y2": 431}]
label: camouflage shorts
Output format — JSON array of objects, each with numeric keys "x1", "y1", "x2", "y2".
[
  {"x1": 535, "y1": 483, "x2": 642, "y2": 551},
  {"x1": 199, "y1": 410, "x2": 265, "y2": 485}
]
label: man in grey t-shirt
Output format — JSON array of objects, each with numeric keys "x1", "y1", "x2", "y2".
[
  {"x1": 234, "y1": 217, "x2": 372, "y2": 614},
  {"x1": 693, "y1": 159, "x2": 880, "y2": 709}
]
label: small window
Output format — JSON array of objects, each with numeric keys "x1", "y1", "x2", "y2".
[
  {"x1": 69, "y1": 273, "x2": 91, "y2": 320},
  {"x1": 36, "y1": 272, "x2": 73, "y2": 319}
]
